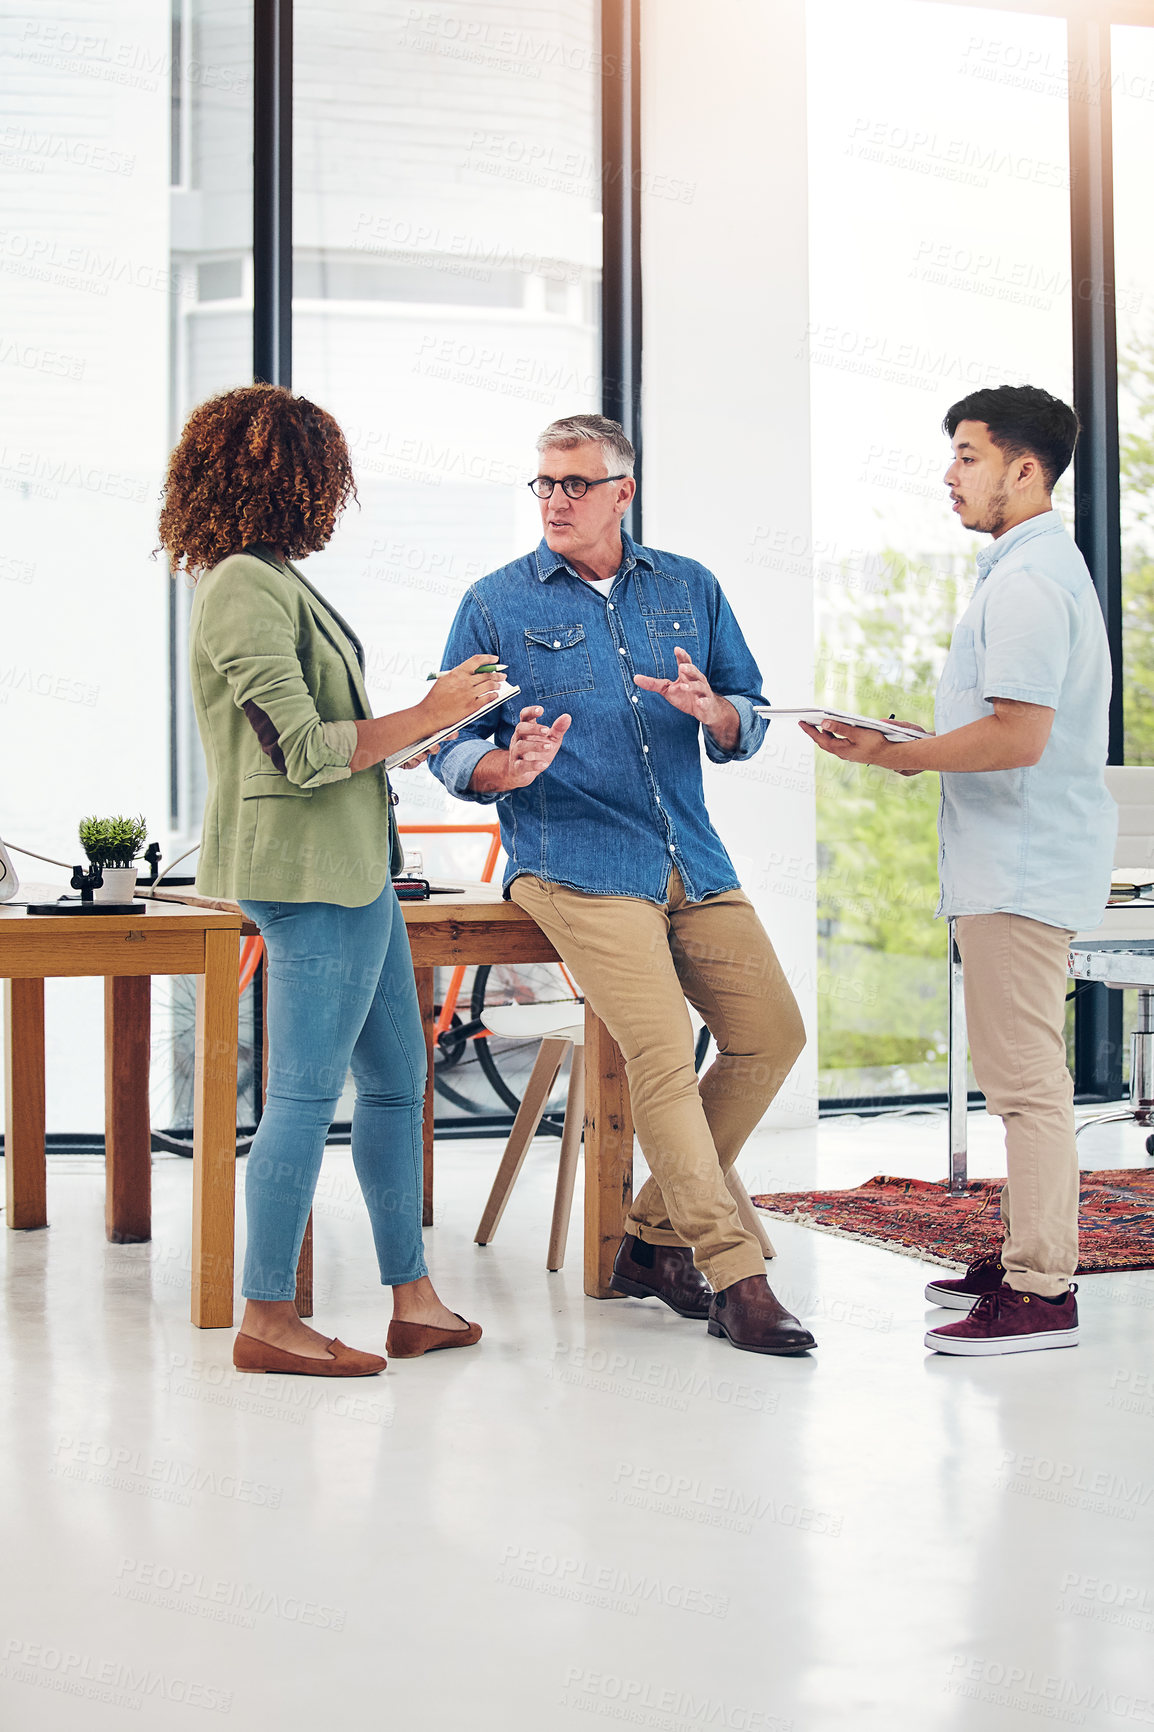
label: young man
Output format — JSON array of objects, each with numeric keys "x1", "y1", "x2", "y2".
[
  {"x1": 430, "y1": 414, "x2": 814, "y2": 1356},
  {"x1": 806, "y1": 384, "x2": 1115, "y2": 1357}
]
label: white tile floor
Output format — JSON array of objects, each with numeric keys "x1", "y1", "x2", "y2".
[{"x1": 2, "y1": 1111, "x2": 1153, "y2": 1731}]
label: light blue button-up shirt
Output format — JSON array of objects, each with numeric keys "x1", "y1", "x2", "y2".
[
  {"x1": 935, "y1": 509, "x2": 1116, "y2": 931},
  {"x1": 429, "y1": 533, "x2": 768, "y2": 902}
]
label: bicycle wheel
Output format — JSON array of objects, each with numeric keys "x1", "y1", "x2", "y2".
[
  {"x1": 429, "y1": 1001, "x2": 498, "y2": 1115},
  {"x1": 468, "y1": 969, "x2": 715, "y2": 1113},
  {"x1": 150, "y1": 971, "x2": 259, "y2": 1156},
  {"x1": 470, "y1": 963, "x2": 582, "y2": 1114},
  {"x1": 429, "y1": 969, "x2": 529, "y2": 1115}
]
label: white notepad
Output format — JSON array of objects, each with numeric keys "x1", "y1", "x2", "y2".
[
  {"x1": 755, "y1": 706, "x2": 925, "y2": 743},
  {"x1": 384, "y1": 682, "x2": 521, "y2": 771}
]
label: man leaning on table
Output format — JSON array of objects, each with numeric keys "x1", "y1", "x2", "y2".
[
  {"x1": 806, "y1": 384, "x2": 1116, "y2": 1358},
  {"x1": 429, "y1": 414, "x2": 814, "y2": 1357}
]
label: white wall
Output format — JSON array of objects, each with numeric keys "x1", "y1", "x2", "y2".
[{"x1": 641, "y1": 0, "x2": 817, "y2": 1125}]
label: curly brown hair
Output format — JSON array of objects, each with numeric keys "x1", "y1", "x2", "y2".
[{"x1": 158, "y1": 384, "x2": 357, "y2": 575}]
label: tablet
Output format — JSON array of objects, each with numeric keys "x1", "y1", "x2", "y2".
[
  {"x1": 385, "y1": 683, "x2": 522, "y2": 771},
  {"x1": 755, "y1": 706, "x2": 925, "y2": 743}
]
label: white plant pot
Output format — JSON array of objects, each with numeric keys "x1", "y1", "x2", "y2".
[{"x1": 93, "y1": 866, "x2": 139, "y2": 905}]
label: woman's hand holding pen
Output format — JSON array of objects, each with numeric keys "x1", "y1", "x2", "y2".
[
  {"x1": 420, "y1": 653, "x2": 503, "y2": 731},
  {"x1": 348, "y1": 653, "x2": 502, "y2": 774}
]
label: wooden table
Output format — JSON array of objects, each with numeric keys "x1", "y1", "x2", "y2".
[
  {"x1": 404, "y1": 884, "x2": 634, "y2": 1300},
  {"x1": 1, "y1": 891, "x2": 244, "y2": 1327},
  {"x1": 1, "y1": 883, "x2": 636, "y2": 1323}
]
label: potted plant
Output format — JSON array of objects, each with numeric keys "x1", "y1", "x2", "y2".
[{"x1": 78, "y1": 814, "x2": 148, "y2": 904}]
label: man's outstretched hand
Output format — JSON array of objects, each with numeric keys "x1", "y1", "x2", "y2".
[
  {"x1": 506, "y1": 706, "x2": 572, "y2": 787},
  {"x1": 469, "y1": 705, "x2": 572, "y2": 794},
  {"x1": 634, "y1": 647, "x2": 739, "y2": 748}
]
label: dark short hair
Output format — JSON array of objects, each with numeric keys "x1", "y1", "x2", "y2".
[{"x1": 942, "y1": 385, "x2": 1080, "y2": 492}]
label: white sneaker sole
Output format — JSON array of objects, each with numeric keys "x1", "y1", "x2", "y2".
[
  {"x1": 924, "y1": 1326, "x2": 1079, "y2": 1356},
  {"x1": 924, "y1": 1283, "x2": 985, "y2": 1309}
]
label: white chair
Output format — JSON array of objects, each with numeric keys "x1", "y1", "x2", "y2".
[
  {"x1": 1068, "y1": 765, "x2": 1154, "y2": 1148},
  {"x1": 473, "y1": 1001, "x2": 775, "y2": 1269}
]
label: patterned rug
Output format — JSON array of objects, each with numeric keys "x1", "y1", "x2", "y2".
[{"x1": 751, "y1": 1170, "x2": 1154, "y2": 1273}]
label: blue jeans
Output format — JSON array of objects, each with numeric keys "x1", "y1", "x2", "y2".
[{"x1": 237, "y1": 884, "x2": 428, "y2": 1301}]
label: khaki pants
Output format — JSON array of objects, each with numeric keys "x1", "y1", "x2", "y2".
[
  {"x1": 509, "y1": 871, "x2": 805, "y2": 1291},
  {"x1": 955, "y1": 913, "x2": 1078, "y2": 1296}
]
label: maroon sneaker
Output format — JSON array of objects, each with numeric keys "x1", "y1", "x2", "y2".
[
  {"x1": 925, "y1": 1285, "x2": 1079, "y2": 1356},
  {"x1": 924, "y1": 1251, "x2": 1005, "y2": 1310}
]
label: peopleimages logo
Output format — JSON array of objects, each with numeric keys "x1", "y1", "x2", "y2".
[
  {"x1": 114, "y1": 1559, "x2": 346, "y2": 1632},
  {"x1": 1, "y1": 1638, "x2": 231, "y2": 1714},
  {"x1": 612, "y1": 1463, "x2": 843, "y2": 1539},
  {"x1": 496, "y1": 1546, "x2": 729, "y2": 1620},
  {"x1": 50, "y1": 1437, "x2": 283, "y2": 1509},
  {"x1": 1056, "y1": 1571, "x2": 1154, "y2": 1635},
  {"x1": 995, "y1": 1451, "x2": 1154, "y2": 1521},
  {"x1": 560, "y1": 1668, "x2": 792, "y2": 1731},
  {"x1": 945, "y1": 1654, "x2": 1154, "y2": 1725}
]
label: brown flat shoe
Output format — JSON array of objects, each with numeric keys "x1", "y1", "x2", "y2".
[
  {"x1": 386, "y1": 1315, "x2": 482, "y2": 1360},
  {"x1": 233, "y1": 1333, "x2": 386, "y2": 1377}
]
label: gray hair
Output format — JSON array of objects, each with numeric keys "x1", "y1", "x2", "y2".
[{"x1": 536, "y1": 414, "x2": 635, "y2": 479}]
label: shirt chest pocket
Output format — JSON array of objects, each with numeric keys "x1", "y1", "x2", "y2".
[
  {"x1": 944, "y1": 625, "x2": 979, "y2": 692},
  {"x1": 646, "y1": 610, "x2": 700, "y2": 681},
  {"x1": 524, "y1": 625, "x2": 595, "y2": 698}
]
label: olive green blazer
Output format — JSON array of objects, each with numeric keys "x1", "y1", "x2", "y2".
[{"x1": 189, "y1": 546, "x2": 402, "y2": 906}]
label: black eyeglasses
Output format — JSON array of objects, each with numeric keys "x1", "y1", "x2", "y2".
[{"x1": 527, "y1": 474, "x2": 628, "y2": 500}]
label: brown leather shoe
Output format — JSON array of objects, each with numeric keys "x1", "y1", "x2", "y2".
[
  {"x1": 708, "y1": 1276, "x2": 816, "y2": 1356},
  {"x1": 232, "y1": 1333, "x2": 386, "y2": 1376},
  {"x1": 386, "y1": 1315, "x2": 482, "y2": 1359},
  {"x1": 610, "y1": 1233, "x2": 713, "y2": 1320}
]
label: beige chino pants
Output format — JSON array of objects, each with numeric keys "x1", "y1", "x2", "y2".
[
  {"x1": 509, "y1": 870, "x2": 805, "y2": 1292},
  {"x1": 955, "y1": 913, "x2": 1079, "y2": 1296}
]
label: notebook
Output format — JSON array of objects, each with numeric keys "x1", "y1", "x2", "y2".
[
  {"x1": 755, "y1": 706, "x2": 925, "y2": 743},
  {"x1": 384, "y1": 683, "x2": 521, "y2": 772}
]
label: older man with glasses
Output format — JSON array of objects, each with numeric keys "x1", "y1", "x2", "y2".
[{"x1": 429, "y1": 414, "x2": 813, "y2": 1356}]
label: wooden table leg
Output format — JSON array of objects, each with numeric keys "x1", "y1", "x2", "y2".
[
  {"x1": 582, "y1": 1005, "x2": 633, "y2": 1298},
  {"x1": 3, "y1": 978, "x2": 47, "y2": 1230},
  {"x1": 104, "y1": 976, "x2": 152, "y2": 1243},
  {"x1": 415, "y1": 966, "x2": 435, "y2": 1228},
  {"x1": 192, "y1": 928, "x2": 238, "y2": 1327}
]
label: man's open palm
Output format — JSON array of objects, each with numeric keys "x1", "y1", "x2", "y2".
[
  {"x1": 634, "y1": 647, "x2": 720, "y2": 724},
  {"x1": 504, "y1": 706, "x2": 572, "y2": 788}
]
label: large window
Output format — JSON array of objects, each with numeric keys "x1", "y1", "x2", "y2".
[
  {"x1": 1114, "y1": 23, "x2": 1154, "y2": 764},
  {"x1": 3, "y1": 1, "x2": 1147, "y2": 1137},
  {"x1": 806, "y1": 0, "x2": 1074, "y2": 1103},
  {"x1": 0, "y1": 1, "x2": 252, "y2": 1133},
  {"x1": 290, "y1": 1, "x2": 602, "y2": 857}
]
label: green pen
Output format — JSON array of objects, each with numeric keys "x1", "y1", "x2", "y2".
[{"x1": 427, "y1": 663, "x2": 505, "y2": 679}]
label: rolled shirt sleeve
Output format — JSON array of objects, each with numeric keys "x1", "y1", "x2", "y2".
[
  {"x1": 703, "y1": 693, "x2": 764, "y2": 763},
  {"x1": 198, "y1": 571, "x2": 358, "y2": 789},
  {"x1": 700, "y1": 579, "x2": 769, "y2": 763},
  {"x1": 435, "y1": 734, "x2": 504, "y2": 804},
  {"x1": 428, "y1": 590, "x2": 506, "y2": 804},
  {"x1": 982, "y1": 569, "x2": 1072, "y2": 709}
]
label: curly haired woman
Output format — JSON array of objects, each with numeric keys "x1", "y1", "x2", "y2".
[{"x1": 160, "y1": 384, "x2": 499, "y2": 1374}]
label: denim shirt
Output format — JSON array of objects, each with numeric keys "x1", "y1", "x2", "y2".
[
  {"x1": 935, "y1": 510, "x2": 1116, "y2": 931},
  {"x1": 430, "y1": 533, "x2": 769, "y2": 902}
]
